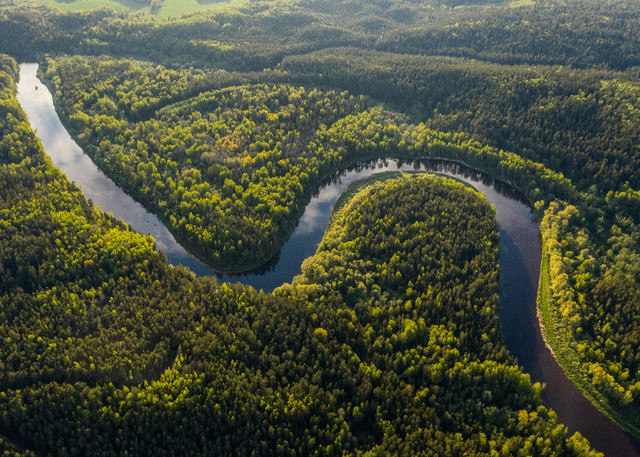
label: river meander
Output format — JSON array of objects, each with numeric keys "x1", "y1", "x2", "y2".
[{"x1": 16, "y1": 62, "x2": 640, "y2": 457}]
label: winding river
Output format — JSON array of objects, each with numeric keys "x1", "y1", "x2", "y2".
[{"x1": 16, "y1": 62, "x2": 640, "y2": 457}]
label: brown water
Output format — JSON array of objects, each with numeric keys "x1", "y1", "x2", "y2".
[{"x1": 16, "y1": 62, "x2": 640, "y2": 456}]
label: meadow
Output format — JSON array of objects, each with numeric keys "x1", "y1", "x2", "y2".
[{"x1": 13, "y1": 0, "x2": 248, "y2": 19}]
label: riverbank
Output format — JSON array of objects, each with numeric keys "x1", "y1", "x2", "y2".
[
  {"x1": 16, "y1": 61, "x2": 640, "y2": 456},
  {"x1": 537, "y1": 244, "x2": 640, "y2": 440}
]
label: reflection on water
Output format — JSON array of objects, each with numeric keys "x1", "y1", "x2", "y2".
[
  {"x1": 216, "y1": 157, "x2": 532, "y2": 290},
  {"x1": 16, "y1": 63, "x2": 201, "y2": 266},
  {"x1": 16, "y1": 63, "x2": 640, "y2": 457}
]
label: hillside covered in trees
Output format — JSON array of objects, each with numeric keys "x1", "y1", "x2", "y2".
[
  {"x1": 0, "y1": 60, "x2": 600, "y2": 456},
  {"x1": 0, "y1": 0, "x2": 640, "y2": 453}
]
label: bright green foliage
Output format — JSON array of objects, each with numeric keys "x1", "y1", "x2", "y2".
[
  {"x1": 46, "y1": 55, "x2": 369, "y2": 269},
  {"x1": 0, "y1": 0, "x2": 639, "y2": 445},
  {"x1": 40, "y1": 50, "x2": 640, "y2": 435},
  {"x1": 41, "y1": 55, "x2": 577, "y2": 271},
  {"x1": 0, "y1": 60, "x2": 196, "y2": 390},
  {"x1": 287, "y1": 174, "x2": 503, "y2": 359},
  {"x1": 281, "y1": 48, "x2": 640, "y2": 191},
  {"x1": 0, "y1": 62, "x2": 598, "y2": 456},
  {"x1": 539, "y1": 201, "x2": 640, "y2": 426},
  {"x1": 1, "y1": 0, "x2": 640, "y2": 71},
  {"x1": 13, "y1": 0, "x2": 249, "y2": 19}
]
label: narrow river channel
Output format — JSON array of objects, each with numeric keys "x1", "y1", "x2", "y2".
[{"x1": 16, "y1": 62, "x2": 640, "y2": 457}]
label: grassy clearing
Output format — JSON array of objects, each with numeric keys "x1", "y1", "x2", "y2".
[{"x1": 13, "y1": 0, "x2": 248, "y2": 19}]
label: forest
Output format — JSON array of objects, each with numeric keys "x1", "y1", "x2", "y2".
[
  {"x1": 0, "y1": 0, "x2": 639, "y2": 454},
  {"x1": 0, "y1": 60, "x2": 600, "y2": 455}
]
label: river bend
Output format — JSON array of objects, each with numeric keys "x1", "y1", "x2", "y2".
[{"x1": 15, "y1": 62, "x2": 640, "y2": 457}]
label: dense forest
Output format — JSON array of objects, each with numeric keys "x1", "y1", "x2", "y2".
[
  {"x1": 1, "y1": 0, "x2": 640, "y2": 70},
  {"x1": 39, "y1": 51, "x2": 640, "y2": 439},
  {"x1": 0, "y1": 60, "x2": 600, "y2": 455},
  {"x1": 1, "y1": 0, "x2": 640, "y2": 453},
  {"x1": 280, "y1": 48, "x2": 640, "y2": 191},
  {"x1": 44, "y1": 55, "x2": 373, "y2": 270}
]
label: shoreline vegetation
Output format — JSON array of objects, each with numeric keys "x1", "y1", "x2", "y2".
[
  {"x1": 537, "y1": 247, "x2": 640, "y2": 438},
  {"x1": 0, "y1": 59, "x2": 601, "y2": 454},
  {"x1": 1, "y1": 0, "x2": 640, "y2": 452},
  {"x1": 36, "y1": 54, "x2": 640, "y2": 439}
]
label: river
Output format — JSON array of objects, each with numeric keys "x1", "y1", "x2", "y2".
[{"x1": 15, "y1": 62, "x2": 640, "y2": 456}]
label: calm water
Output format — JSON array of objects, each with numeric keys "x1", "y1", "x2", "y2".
[{"x1": 16, "y1": 62, "x2": 640, "y2": 456}]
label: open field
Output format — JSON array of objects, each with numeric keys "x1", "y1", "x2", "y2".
[{"x1": 13, "y1": 0, "x2": 249, "y2": 18}]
